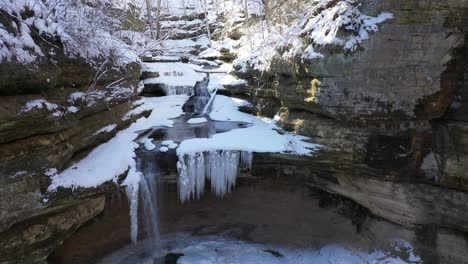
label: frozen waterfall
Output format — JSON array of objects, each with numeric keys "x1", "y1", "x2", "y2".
[
  {"x1": 164, "y1": 84, "x2": 194, "y2": 95},
  {"x1": 177, "y1": 150, "x2": 253, "y2": 202}
]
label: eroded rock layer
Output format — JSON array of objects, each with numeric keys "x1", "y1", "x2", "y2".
[{"x1": 237, "y1": 1, "x2": 468, "y2": 262}]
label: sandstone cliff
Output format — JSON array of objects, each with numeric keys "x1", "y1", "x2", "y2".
[{"x1": 234, "y1": 0, "x2": 468, "y2": 262}]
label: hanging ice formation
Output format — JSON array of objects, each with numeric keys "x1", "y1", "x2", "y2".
[
  {"x1": 163, "y1": 84, "x2": 194, "y2": 95},
  {"x1": 126, "y1": 182, "x2": 139, "y2": 243},
  {"x1": 177, "y1": 150, "x2": 253, "y2": 202}
]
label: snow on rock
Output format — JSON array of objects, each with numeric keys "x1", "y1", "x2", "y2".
[
  {"x1": 162, "y1": 140, "x2": 179, "y2": 149},
  {"x1": 143, "y1": 138, "x2": 156, "y2": 151},
  {"x1": 199, "y1": 48, "x2": 222, "y2": 59},
  {"x1": 157, "y1": 36, "x2": 211, "y2": 58},
  {"x1": 187, "y1": 117, "x2": 208, "y2": 124},
  {"x1": 277, "y1": 0, "x2": 393, "y2": 62},
  {"x1": 282, "y1": 0, "x2": 394, "y2": 59},
  {"x1": 219, "y1": 75, "x2": 248, "y2": 87},
  {"x1": 232, "y1": 24, "x2": 281, "y2": 73},
  {"x1": 230, "y1": 0, "x2": 393, "y2": 73},
  {"x1": 159, "y1": 146, "x2": 169, "y2": 153},
  {"x1": 67, "y1": 106, "x2": 80, "y2": 113},
  {"x1": 209, "y1": 95, "x2": 254, "y2": 123},
  {"x1": 19, "y1": 99, "x2": 59, "y2": 113},
  {"x1": 47, "y1": 95, "x2": 189, "y2": 191},
  {"x1": 94, "y1": 124, "x2": 117, "y2": 135},
  {"x1": 142, "y1": 62, "x2": 207, "y2": 94},
  {"x1": 0, "y1": 0, "x2": 140, "y2": 66}
]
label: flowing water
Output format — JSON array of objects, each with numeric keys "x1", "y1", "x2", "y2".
[{"x1": 125, "y1": 106, "x2": 254, "y2": 260}]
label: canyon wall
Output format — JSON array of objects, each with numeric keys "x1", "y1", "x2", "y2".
[
  {"x1": 239, "y1": 1, "x2": 468, "y2": 262},
  {"x1": 0, "y1": 26, "x2": 144, "y2": 264}
]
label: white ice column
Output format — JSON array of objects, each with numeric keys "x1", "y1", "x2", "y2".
[{"x1": 177, "y1": 150, "x2": 249, "y2": 202}]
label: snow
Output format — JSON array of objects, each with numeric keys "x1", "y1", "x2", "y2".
[
  {"x1": 232, "y1": 22, "x2": 281, "y2": 73},
  {"x1": 150, "y1": 55, "x2": 182, "y2": 62},
  {"x1": 159, "y1": 146, "x2": 170, "y2": 152},
  {"x1": 143, "y1": 138, "x2": 156, "y2": 151},
  {"x1": 209, "y1": 95, "x2": 254, "y2": 123},
  {"x1": 187, "y1": 117, "x2": 208, "y2": 124},
  {"x1": 19, "y1": 99, "x2": 58, "y2": 113},
  {"x1": 12, "y1": 171, "x2": 27, "y2": 178},
  {"x1": 67, "y1": 106, "x2": 80, "y2": 113},
  {"x1": 0, "y1": 0, "x2": 140, "y2": 66},
  {"x1": 297, "y1": 0, "x2": 394, "y2": 52},
  {"x1": 420, "y1": 151, "x2": 440, "y2": 182},
  {"x1": 221, "y1": 0, "x2": 393, "y2": 73},
  {"x1": 157, "y1": 36, "x2": 211, "y2": 58},
  {"x1": 199, "y1": 48, "x2": 222, "y2": 59},
  {"x1": 142, "y1": 62, "x2": 207, "y2": 93},
  {"x1": 219, "y1": 75, "x2": 248, "y2": 86},
  {"x1": 48, "y1": 95, "x2": 189, "y2": 190},
  {"x1": 167, "y1": 235, "x2": 420, "y2": 264},
  {"x1": 162, "y1": 140, "x2": 179, "y2": 149},
  {"x1": 94, "y1": 124, "x2": 117, "y2": 135}
]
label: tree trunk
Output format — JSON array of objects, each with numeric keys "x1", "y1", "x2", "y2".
[
  {"x1": 155, "y1": 0, "x2": 162, "y2": 39},
  {"x1": 264, "y1": 0, "x2": 269, "y2": 22},
  {"x1": 145, "y1": 0, "x2": 154, "y2": 38},
  {"x1": 244, "y1": 0, "x2": 249, "y2": 21},
  {"x1": 202, "y1": 0, "x2": 212, "y2": 46}
]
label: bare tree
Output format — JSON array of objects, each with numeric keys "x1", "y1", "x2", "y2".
[
  {"x1": 145, "y1": 0, "x2": 154, "y2": 37},
  {"x1": 155, "y1": 0, "x2": 162, "y2": 38},
  {"x1": 200, "y1": 0, "x2": 212, "y2": 46},
  {"x1": 243, "y1": 0, "x2": 249, "y2": 21}
]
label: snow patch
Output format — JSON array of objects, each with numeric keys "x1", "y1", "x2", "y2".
[
  {"x1": 187, "y1": 117, "x2": 208, "y2": 124},
  {"x1": 94, "y1": 124, "x2": 117, "y2": 135},
  {"x1": 143, "y1": 138, "x2": 156, "y2": 151},
  {"x1": 20, "y1": 99, "x2": 58, "y2": 113},
  {"x1": 48, "y1": 95, "x2": 189, "y2": 191},
  {"x1": 159, "y1": 146, "x2": 169, "y2": 153}
]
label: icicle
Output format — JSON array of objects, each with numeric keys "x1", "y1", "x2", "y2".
[
  {"x1": 240, "y1": 151, "x2": 253, "y2": 169},
  {"x1": 177, "y1": 150, "x2": 251, "y2": 202},
  {"x1": 126, "y1": 183, "x2": 139, "y2": 243},
  {"x1": 177, "y1": 156, "x2": 190, "y2": 202},
  {"x1": 164, "y1": 85, "x2": 194, "y2": 95},
  {"x1": 195, "y1": 152, "x2": 205, "y2": 199}
]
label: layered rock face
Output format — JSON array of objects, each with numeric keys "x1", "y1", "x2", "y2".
[
  {"x1": 242, "y1": 0, "x2": 468, "y2": 262},
  {"x1": 0, "y1": 43, "x2": 144, "y2": 264}
]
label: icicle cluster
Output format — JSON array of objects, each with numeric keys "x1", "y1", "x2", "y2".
[
  {"x1": 177, "y1": 150, "x2": 253, "y2": 202},
  {"x1": 164, "y1": 85, "x2": 194, "y2": 95}
]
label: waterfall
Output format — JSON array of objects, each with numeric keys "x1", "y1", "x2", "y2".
[
  {"x1": 182, "y1": 77, "x2": 211, "y2": 114},
  {"x1": 177, "y1": 150, "x2": 253, "y2": 202},
  {"x1": 138, "y1": 154, "x2": 162, "y2": 254},
  {"x1": 125, "y1": 152, "x2": 162, "y2": 256}
]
